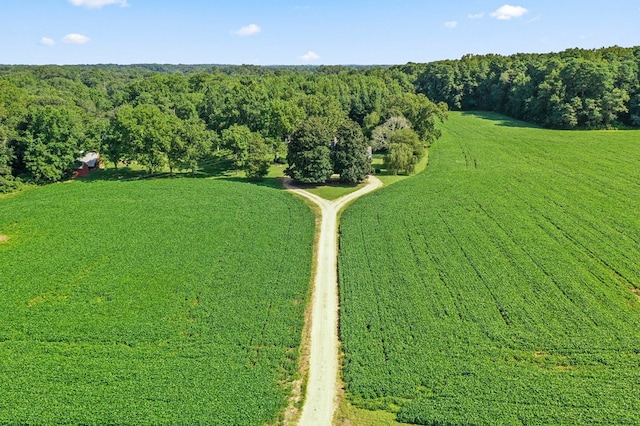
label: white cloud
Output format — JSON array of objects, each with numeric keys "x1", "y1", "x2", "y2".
[
  {"x1": 63, "y1": 33, "x2": 91, "y2": 44},
  {"x1": 40, "y1": 37, "x2": 56, "y2": 46},
  {"x1": 234, "y1": 24, "x2": 262, "y2": 36},
  {"x1": 491, "y1": 5, "x2": 528, "y2": 20},
  {"x1": 468, "y1": 12, "x2": 485, "y2": 19},
  {"x1": 68, "y1": 0, "x2": 128, "y2": 8},
  {"x1": 444, "y1": 21, "x2": 458, "y2": 29},
  {"x1": 300, "y1": 51, "x2": 320, "y2": 62}
]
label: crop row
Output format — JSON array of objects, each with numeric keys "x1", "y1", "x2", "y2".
[
  {"x1": 338, "y1": 112, "x2": 640, "y2": 424},
  {"x1": 0, "y1": 178, "x2": 315, "y2": 424}
]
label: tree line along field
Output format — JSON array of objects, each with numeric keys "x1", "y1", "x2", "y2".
[
  {"x1": 2, "y1": 46, "x2": 639, "y2": 194},
  {"x1": 0, "y1": 178, "x2": 315, "y2": 424},
  {"x1": 338, "y1": 111, "x2": 640, "y2": 424}
]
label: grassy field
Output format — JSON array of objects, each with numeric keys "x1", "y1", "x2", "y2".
[
  {"x1": 0, "y1": 177, "x2": 315, "y2": 424},
  {"x1": 338, "y1": 111, "x2": 640, "y2": 424}
]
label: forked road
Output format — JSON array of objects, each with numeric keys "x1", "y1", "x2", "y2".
[{"x1": 285, "y1": 176, "x2": 383, "y2": 426}]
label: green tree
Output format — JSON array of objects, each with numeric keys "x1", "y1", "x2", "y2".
[
  {"x1": 286, "y1": 117, "x2": 334, "y2": 183},
  {"x1": 0, "y1": 126, "x2": 20, "y2": 193},
  {"x1": 384, "y1": 128, "x2": 423, "y2": 175},
  {"x1": 21, "y1": 106, "x2": 83, "y2": 184},
  {"x1": 333, "y1": 120, "x2": 370, "y2": 183},
  {"x1": 260, "y1": 99, "x2": 305, "y2": 162},
  {"x1": 179, "y1": 118, "x2": 214, "y2": 176},
  {"x1": 131, "y1": 104, "x2": 174, "y2": 174},
  {"x1": 298, "y1": 94, "x2": 347, "y2": 133},
  {"x1": 260, "y1": 98, "x2": 305, "y2": 141},
  {"x1": 387, "y1": 93, "x2": 446, "y2": 143},
  {"x1": 222, "y1": 124, "x2": 253, "y2": 173},
  {"x1": 370, "y1": 116, "x2": 411, "y2": 152},
  {"x1": 245, "y1": 134, "x2": 271, "y2": 180},
  {"x1": 104, "y1": 104, "x2": 136, "y2": 172}
]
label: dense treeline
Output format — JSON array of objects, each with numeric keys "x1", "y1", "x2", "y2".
[
  {"x1": 4, "y1": 45, "x2": 636, "y2": 193},
  {"x1": 411, "y1": 45, "x2": 640, "y2": 129},
  {"x1": 0, "y1": 64, "x2": 445, "y2": 192}
]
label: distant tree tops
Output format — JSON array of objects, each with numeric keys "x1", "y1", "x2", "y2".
[{"x1": 410, "y1": 46, "x2": 640, "y2": 129}]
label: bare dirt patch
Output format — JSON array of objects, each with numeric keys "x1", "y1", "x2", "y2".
[
  {"x1": 0, "y1": 235, "x2": 7, "y2": 243},
  {"x1": 632, "y1": 288, "x2": 640, "y2": 299}
]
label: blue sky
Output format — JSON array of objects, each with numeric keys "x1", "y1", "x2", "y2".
[{"x1": 2, "y1": 0, "x2": 639, "y2": 65}]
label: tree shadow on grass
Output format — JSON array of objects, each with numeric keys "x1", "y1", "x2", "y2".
[
  {"x1": 77, "y1": 155, "x2": 238, "y2": 184},
  {"x1": 289, "y1": 177, "x2": 360, "y2": 191},
  {"x1": 223, "y1": 176, "x2": 285, "y2": 190},
  {"x1": 460, "y1": 111, "x2": 541, "y2": 129}
]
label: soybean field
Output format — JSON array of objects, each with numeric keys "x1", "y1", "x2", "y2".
[
  {"x1": 0, "y1": 178, "x2": 315, "y2": 424},
  {"x1": 338, "y1": 112, "x2": 640, "y2": 424}
]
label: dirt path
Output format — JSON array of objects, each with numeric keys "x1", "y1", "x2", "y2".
[{"x1": 285, "y1": 176, "x2": 383, "y2": 426}]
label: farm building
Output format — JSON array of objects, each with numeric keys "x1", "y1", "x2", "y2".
[{"x1": 75, "y1": 152, "x2": 101, "y2": 177}]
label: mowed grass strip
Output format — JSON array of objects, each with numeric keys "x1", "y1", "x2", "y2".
[
  {"x1": 0, "y1": 178, "x2": 315, "y2": 425},
  {"x1": 338, "y1": 111, "x2": 640, "y2": 425}
]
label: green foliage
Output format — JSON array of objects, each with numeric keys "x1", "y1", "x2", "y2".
[
  {"x1": 0, "y1": 128, "x2": 20, "y2": 193},
  {"x1": 333, "y1": 120, "x2": 371, "y2": 184},
  {"x1": 222, "y1": 124, "x2": 253, "y2": 171},
  {"x1": 178, "y1": 118, "x2": 214, "y2": 176},
  {"x1": 384, "y1": 128, "x2": 423, "y2": 175},
  {"x1": 338, "y1": 112, "x2": 640, "y2": 425},
  {"x1": 221, "y1": 124, "x2": 269, "y2": 179},
  {"x1": 371, "y1": 116, "x2": 411, "y2": 152},
  {"x1": 0, "y1": 63, "x2": 441, "y2": 190},
  {"x1": 386, "y1": 93, "x2": 446, "y2": 143},
  {"x1": 129, "y1": 104, "x2": 177, "y2": 174},
  {"x1": 245, "y1": 133, "x2": 271, "y2": 180},
  {"x1": 415, "y1": 46, "x2": 640, "y2": 129},
  {"x1": 20, "y1": 106, "x2": 83, "y2": 184},
  {"x1": 286, "y1": 117, "x2": 334, "y2": 183},
  {"x1": 260, "y1": 98, "x2": 305, "y2": 141},
  {"x1": 103, "y1": 105, "x2": 135, "y2": 170},
  {"x1": 0, "y1": 178, "x2": 315, "y2": 424}
]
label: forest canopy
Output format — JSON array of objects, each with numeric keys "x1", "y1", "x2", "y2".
[
  {"x1": 1, "y1": 45, "x2": 638, "y2": 192},
  {"x1": 410, "y1": 45, "x2": 640, "y2": 129}
]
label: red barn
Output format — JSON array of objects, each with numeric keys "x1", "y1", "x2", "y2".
[{"x1": 74, "y1": 152, "x2": 100, "y2": 178}]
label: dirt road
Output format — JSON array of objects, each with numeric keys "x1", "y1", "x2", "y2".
[{"x1": 285, "y1": 176, "x2": 383, "y2": 426}]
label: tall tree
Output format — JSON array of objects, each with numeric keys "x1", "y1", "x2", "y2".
[
  {"x1": 179, "y1": 118, "x2": 214, "y2": 176},
  {"x1": 333, "y1": 120, "x2": 370, "y2": 183},
  {"x1": 384, "y1": 128, "x2": 423, "y2": 175},
  {"x1": 245, "y1": 133, "x2": 271, "y2": 180},
  {"x1": 20, "y1": 106, "x2": 83, "y2": 184},
  {"x1": 104, "y1": 105, "x2": 136, "y2": 172},
  {"x1": 370, "y1": 116, "x2": 411, "y2": 152},
  {"x1": 286, "y1": 117, "x2": 333, "y2": 184},
  {"x1": 222, "y1": 124, "x2": 253, "y2": 173},
  {"x1": 0, "y1": 125, "x2": 19, "y2": 193},
  {"x1": 387, "y1": 93, "x2": 447, "y2": 143}
]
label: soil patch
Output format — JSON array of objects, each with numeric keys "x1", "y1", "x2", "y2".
[
  {"x1": 0, "y1": 235, "x2": 8, "y2": 243},
  {"x1": 632, "y1": 288, "x2": 640, "y2": 299}
]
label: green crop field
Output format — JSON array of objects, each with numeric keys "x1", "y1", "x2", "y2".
[
  {"x1": 0, "y1": 178, "x2": 315, "y2": 424},
  {"x1": 338, "y1": 112, "x2": 640, "y2": 425}
]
